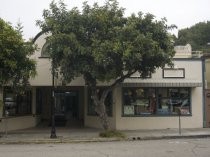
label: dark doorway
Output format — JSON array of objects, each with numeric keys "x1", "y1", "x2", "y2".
[{"x1": 54, "y1": 91, "x2": 79, "y2": 126}]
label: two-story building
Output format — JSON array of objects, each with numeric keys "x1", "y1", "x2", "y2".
[{"x1": 0, "y1": 35, "x2": 206, "y2": 131}]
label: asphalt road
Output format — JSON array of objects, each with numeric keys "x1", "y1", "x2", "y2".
[{"x1": 0, "y1": 138, "x2": 210, "y2": 157}]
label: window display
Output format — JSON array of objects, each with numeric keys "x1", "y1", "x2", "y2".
[{"x1": 122, "y1": 87, "x2": 191, "y2": 116}]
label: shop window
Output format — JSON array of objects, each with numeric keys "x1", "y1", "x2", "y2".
[
  {"x1": 122, "y1": 87, "x2": 191, "y2": 116},
  {"x1": 88, "y1": 88, "x2": 112, "y2": 116},
  {"x1": 3, "y1": 88, "x2": 32, "y2": 116}
]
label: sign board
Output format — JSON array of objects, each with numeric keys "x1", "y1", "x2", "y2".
[
  {"x1": 124, "y1": 106, "x2": 134, "y2": 115},
  {"x1": 163, "y1": 68, "x2": 185, "y2": 78}
]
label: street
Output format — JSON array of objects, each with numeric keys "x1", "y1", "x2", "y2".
[{"x1": 0, "y1": 138, "x2": 210, "y2": 157}]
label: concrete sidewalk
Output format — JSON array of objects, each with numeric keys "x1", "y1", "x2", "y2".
[{"x1": 0, "y1": 127, "x2": 210, "y2": 144}]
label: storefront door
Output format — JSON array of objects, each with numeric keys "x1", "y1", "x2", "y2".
[{"x1": 54, "y1": 91, "x2": 79, "y2": 126}]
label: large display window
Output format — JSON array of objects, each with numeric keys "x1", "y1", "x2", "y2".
[
  {"x1": 122, "y1": 87, "x2": 191, "y2": 116},
  {"x1": 3, "y1": 88, "x2": 32, "y2": 116}
]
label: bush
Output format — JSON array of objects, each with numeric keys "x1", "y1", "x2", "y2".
[{"x1": 99, "y1": 130, "x2": 126, "y2": 138}]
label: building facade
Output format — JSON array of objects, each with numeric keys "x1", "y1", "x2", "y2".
[{"x1": 0, "y1": 36, "x2": 206, "y2": 131}]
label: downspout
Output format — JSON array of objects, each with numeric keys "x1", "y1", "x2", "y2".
[{"x1": 202, "y1": 56, "x2": 206, "y2": 128}]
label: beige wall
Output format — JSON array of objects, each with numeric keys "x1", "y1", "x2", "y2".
[
  {"x1": 29, "y1": 33, "x2": 86, "y2": 86},
  {"x1": 124, "y1": 60, "x2": 202, "y2": 84},
  {"x1": 85, "y1": 116, "x2": 116, "y2": 129},
  {"x1": 30, "y1": 33, "x2": 52, "y2": 86},
  {"x1": 0, "y1": 116, "x2": 40, "y2": 131}
]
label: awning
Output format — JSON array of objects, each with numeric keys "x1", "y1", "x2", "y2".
[{"x1": 122, "y1": 79, "x2": 202, "y2": 87}]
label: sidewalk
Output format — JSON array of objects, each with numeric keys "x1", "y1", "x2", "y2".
[{"x1": 0, "y1": 127, "x2": 210, "y2": 144}]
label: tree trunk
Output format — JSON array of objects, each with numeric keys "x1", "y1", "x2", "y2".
[
  {"x1": 95, "y1": 102, "x2": 109, "y2": 130},
  {"x1": 92, "y1": 88, "x2": 110, "y2": 130}
]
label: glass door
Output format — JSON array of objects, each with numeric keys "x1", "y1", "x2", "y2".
[{"x1": 54, "y1": 91, "x2": 79, "y2": 120}]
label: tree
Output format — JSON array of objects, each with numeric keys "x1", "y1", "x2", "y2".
[
  {"x1": 175, "y1": 21, "x2": 210, "y2": 52},
  {"x1": 37, "y1": 0, "x2": 175, "y2": 130},
  {"x1": 0, "y1": 18, "x2": 36, "y2": 117}
]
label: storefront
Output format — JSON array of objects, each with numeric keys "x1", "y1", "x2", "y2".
[
  {"x1": 85, "y1": 58, "x2": 204, "y2": 130},
  {"x1": 0, "y1": 35, "x2": 205, "y2": 131}
]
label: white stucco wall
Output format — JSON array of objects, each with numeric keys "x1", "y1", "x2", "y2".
[
  {"x1": 29, "y1": 33, "x2": 86, "y2": 86},
  {"x1": 124, "y1": 59, "x2": 203, "y2": 85}
]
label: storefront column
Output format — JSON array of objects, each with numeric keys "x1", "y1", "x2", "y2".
[
  {"x1": 114, "y1": 85, "x2": 122, "y2": 130},
  {"x1": 32, "y1": 87, "x2": 36, "y2": 115},
  {"x1": 84, "y1": 85, "x2": 88, "y2": 126}
]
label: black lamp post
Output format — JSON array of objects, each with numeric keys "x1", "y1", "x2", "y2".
[{"x1": 50, "y1": 50, "x2": 57, "y2": 138}]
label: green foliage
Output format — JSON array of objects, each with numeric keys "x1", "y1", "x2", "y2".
[
  {"x1": 175, "y1": 21, "x2": 210, "y2": 52},
  {"x1": 37, "y1": 0, "x2": 175, "y2": 86},
  {"x1": 0, "y1": 18, "x2": 36, "y2": 89},
  {"x1": 99, "y1": 130, "x2": 126, "y2": 138},
  {"x1": 37, "y1": 0, "x2": 175, "y2": 129}
]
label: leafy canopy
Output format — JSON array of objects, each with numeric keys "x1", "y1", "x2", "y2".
[
  {"x1": 175, "y1": 21, "x2": 210, "y2": 52},
  {"x1": 0, "y1": 18, "x2": 36, "y2": 88},
  {"x1": 37, "y1": 0, "x2": 175, "y2": 87}
]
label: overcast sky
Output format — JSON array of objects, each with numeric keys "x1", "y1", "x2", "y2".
[{"x1": 1, "y1": 0, "x2": 210, "y2": 40}]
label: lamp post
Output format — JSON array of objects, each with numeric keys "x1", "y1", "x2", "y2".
[{"x1": 50, "y1": 49, "x2": 57, "y2": 139}]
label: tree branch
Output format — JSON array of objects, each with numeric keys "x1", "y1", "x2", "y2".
[{"x1": 108, "y1": 70, "x2": 137, "y2": 91}]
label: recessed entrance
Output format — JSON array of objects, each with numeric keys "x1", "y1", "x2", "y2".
[
  {"x1": 37, "y1": 87, "x2": 84, "y2": 128},
  {"x1": 54, "y1": 91, "x2": 80, "y2": 127}
]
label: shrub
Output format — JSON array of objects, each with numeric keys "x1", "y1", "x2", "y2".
[{"x1": 99, "y1": 130, "x2": 126, "y2": 138}]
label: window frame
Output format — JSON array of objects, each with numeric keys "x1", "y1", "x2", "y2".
[
  {"x1": 163, "y1": 68, "x2": 185, "y2": 78},
  {"x1": 39, "y1": 43, "x2": 50, "y2": 58},
  {"x1": 3, "y1": 87, "x2": 32, "y2": 116}
]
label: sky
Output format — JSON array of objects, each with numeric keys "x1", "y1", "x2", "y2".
[{"x1": 1, "y1": 0, "x2": 210, "y2": 40}]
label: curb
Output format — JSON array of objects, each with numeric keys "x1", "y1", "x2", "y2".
[
  {"x1": 128, "y1": 134, "x2": 210, "y2": 141},
  {"x1": 0, "y1": 137, "x2": 121, "y2": 144},
  {"x1": 0, "y1": 135, "x2": 210, "y2": 144}
]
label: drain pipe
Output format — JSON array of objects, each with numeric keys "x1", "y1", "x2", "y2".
[{"x1": 202, "y1": 55, "x2": 206, "y2": 128}]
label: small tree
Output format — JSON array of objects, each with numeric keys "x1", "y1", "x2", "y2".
[
  {"x1": 175, "y1": 21, "x2": 210, "y2": 52},
  {"x1": 0, "y1": 18, "x2": 36, "y2": 117},
  {"x1": 37, "y1": 0, "x2": 175, "y2": 130}
]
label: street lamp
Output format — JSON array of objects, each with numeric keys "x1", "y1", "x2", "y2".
[{"x1": 50, "y1": 48, "x2": 57, "y2": 139}]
